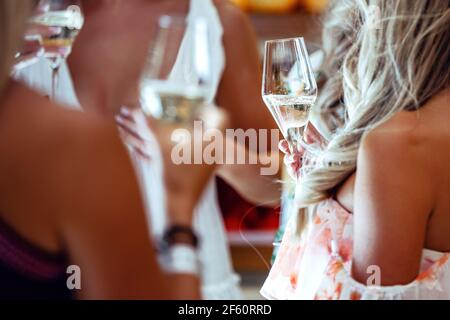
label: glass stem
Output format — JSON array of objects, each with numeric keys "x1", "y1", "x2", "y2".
[{"x1": 50, "y1": 57, "x2": 63, "y2": 101}]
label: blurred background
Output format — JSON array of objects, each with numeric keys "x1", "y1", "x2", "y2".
[{"x1": 220, "y1": 0, "x2": 327, "y2": 299}]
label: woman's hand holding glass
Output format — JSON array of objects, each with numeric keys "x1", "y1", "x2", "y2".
[
  {"x1": 147, "y1": 108, "x2": 229, "y2": 227},
  {"x1": 279, "y1": 123, "x2": 325, "y2": 181}
]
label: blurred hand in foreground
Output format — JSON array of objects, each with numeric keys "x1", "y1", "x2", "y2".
[
  {"x1": 279, "y1": 123, "x2": 325, "y2": 181},
  {"x1": 117, "y1": 106, "x2": 229, "y2": 227}
]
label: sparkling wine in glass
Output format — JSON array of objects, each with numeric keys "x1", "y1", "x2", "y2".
[
  {"x1": 262, "y1": 37, "x2": 318, "y2": 154},
  {"x1": 139, "y1": 15, "x2": 212, "y2": 126},
  {"x1": 30, "y1": 0, "x2": 84, "y2": 100}
]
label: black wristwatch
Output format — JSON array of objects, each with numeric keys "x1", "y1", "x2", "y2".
[{"x1": 158, "y1": 225, "x2": 199, "y2": 252}]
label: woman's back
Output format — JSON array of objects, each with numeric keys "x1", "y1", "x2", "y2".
[
  {"x1": 0, "y1": 82, "x2": 104, "y2": 254},
  {"x1": 0, "y1": 82, "x2": 167, "y2": 299},
  {"x1": 264, "y1": 88, "x2": 450, "y2": 300},
  {"x1": 412, "y1": 90, "x2": 450, "y2": 251},
  {"x1": 336, "y1": 88, "x2": 450, "y2": 252}
]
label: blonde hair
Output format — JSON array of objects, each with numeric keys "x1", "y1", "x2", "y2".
[
  {"x1": 0, "y1": 0, "x2": 32, "y2": 92},
  {"x1": 296, "y1": 0, "x2": 450, "y2": 232}
]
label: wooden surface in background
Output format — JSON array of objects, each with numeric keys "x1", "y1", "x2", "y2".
[{"x1": 231, "y1": 245, "x2": 273, "y2": 272}]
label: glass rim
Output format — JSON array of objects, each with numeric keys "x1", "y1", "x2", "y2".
[{"x1": 264, "y1": 36, "x2": 306, "y2": 45}]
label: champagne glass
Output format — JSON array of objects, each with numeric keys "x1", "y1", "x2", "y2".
[
  {"x1": 29, "y1": 0, "x2": 84, "y2": 100},
  {"x1": 139, "y1": 15, "x2": 212, "y2": 126},
  {"x1": 262, "y1": 37, "x2": 318, "y2": 157}
]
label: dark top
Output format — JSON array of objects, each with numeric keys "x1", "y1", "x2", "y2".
[{"x1": 0, "y1": 217, "x2": 73, "y2": 300}]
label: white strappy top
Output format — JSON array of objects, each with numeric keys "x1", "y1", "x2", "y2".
[{"x1": 134, "y1": 0, "x2": 242, "y2": 300}]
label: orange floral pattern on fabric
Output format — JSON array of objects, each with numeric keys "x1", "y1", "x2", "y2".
[{"x1": 261, "y1": 199, "x2": 450, "y2": 300}]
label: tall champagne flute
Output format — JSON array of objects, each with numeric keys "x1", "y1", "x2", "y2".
[
  {"x1": 139, "y1": 15, "x2": 213, "y2": 126},
  {"x1": 262, "y1": 37, "x2": 318, "y2": 157},
  {"x1": 30, "y1": 0, "x2": 84, "y2": 100}
]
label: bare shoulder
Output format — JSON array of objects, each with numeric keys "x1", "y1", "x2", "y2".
[
  {"x1": 356, "y1": 109, "x2": 436, "y2": 209},
  {"x1": 360, "y1": 88, "x2": 450, "y2": 175},
  {"x1": 351, "y1": 90, "x2": 450, "y2": 284},
  {"x1": 355, "y1": 91, "x2": 450, "y2": 218},
  {"x1": 360, "y1": 114, "x2": 422, "y2": 167},
  {"x1": 338, "y1": 106, "x2": 433, "y2": 211}
]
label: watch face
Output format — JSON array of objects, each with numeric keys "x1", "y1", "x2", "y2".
[{"x1": 163, "y1": 226, "x2": 199, "y2": 249}]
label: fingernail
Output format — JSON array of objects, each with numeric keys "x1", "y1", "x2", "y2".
[
  {"x1": 115, "y1": 115, "x2": 124, "y2": 124},
  {"x1": 120, "y1": 106, "x2": 131, "y2": 115}
]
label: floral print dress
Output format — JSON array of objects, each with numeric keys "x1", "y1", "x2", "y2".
[{"x1": 261, "y1": 199, "x2": 450, "y2": 300}]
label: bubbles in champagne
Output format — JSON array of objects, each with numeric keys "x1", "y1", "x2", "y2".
[
  {"x1": 263, "y1": 94, "x2": 315, "y2": 150},
  {"x1": 140, "y1": 81, "x2": 207, "y2": 125}
]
